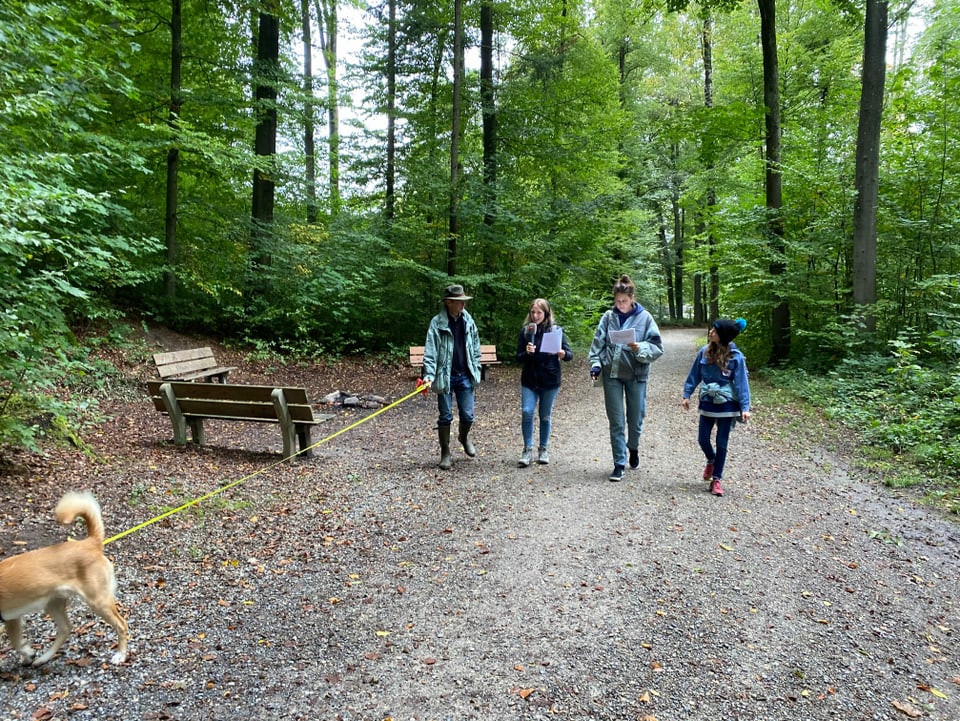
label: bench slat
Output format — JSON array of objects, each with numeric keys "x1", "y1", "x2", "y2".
[
  {"x1": 169, "y1": 399, "x2": 318, "y2": 422},
  {"x1": 173, "y1": 366, "x2": 237, "y2": 382},
  {"x1": 154, "y1": 347, "x2": 215, "y2": 363},
  {"x1": 408, "y1": 344, "x2": 499, "y2": 380},
  {"x1": 408, "y1": 345, "x2": 499, "y2": 365},
  {"x1": 147, "y1": 381, "x2": 309, "y2": 404}
]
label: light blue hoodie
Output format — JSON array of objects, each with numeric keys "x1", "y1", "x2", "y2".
[{"x1": 588, "y1": 303, "x2": 664, "y2": 381}]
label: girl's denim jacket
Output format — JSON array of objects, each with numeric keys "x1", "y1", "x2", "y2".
[{"x1": 683, "y1": 343, "x2": 751, "y2": 413}]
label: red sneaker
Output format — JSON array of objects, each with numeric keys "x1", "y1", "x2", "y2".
[
  {"x1": 703, "y1": 461, "x2": 715, "y2": 480},
  {"x1": 709, "y1": 478, "x2": 724, "y2": 496}
]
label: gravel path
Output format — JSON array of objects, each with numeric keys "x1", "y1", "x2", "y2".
[{"x1": 0, "y1": 328, "x2": 958, "y2": 720}]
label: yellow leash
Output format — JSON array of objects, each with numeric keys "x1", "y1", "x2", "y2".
[{"x1": 104, "y1": 384, "x2": 427, "y2": 545}]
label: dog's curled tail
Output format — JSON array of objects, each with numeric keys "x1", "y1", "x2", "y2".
[{"x1": 55, "y1": 491, "x2": 106, "y2": 542}]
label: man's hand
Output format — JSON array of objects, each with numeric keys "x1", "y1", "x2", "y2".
[{"x1": 416, "y1": 378, "x2": 431, "y2": 395}]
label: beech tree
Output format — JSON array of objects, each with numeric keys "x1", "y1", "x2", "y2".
[
  {"x1": 851, "y1": 0, "x2": 888, "y2": 332},
  {"x1": 301, "y1": 0, "x2": 318, "y2": 223},
  {"x1": 252, "y1": 7, "x2": 280, "y2": 250},
  {"x1": 165, "y1": 0, "x2": 183, "y2": 300},
  {"x1": 314, "y1": 0, "x2": 341, "y2": 215}
]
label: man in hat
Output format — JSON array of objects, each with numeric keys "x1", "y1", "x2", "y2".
[{"x1": 421, "y1": 284, "x2": 483, "y2": 469}]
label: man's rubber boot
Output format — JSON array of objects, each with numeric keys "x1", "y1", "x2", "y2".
[
  {"x1": 458, "y1": 421, "x2": 476, "y2": 458},
  {"x1": 438, "y1": 425, "x2": 453, "y2": 470}
]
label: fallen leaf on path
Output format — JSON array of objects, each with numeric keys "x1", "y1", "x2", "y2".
[{"x1": 891, "y1": 699, "x2": 923, "y2": 717}]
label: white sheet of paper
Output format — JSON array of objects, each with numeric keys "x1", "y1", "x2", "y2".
[
  {"x1": 609, "y1": 328, "x2": 637, "y2": 345},
  {"x1": 540, "y1": 330, "x2": 562, "y2": 354}
]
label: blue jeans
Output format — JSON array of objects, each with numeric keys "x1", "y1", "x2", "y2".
[
  {"x1": 521, "y1": 385, "x2": 560, "y2": 449},
  {"x1": 698, "y1": 415, "x2": 734, "y2": 479},
  {"x1": 437, "y1": 373, "x2": 475, "y2": 427},
  {"x1": 601, "y1": 372, "x2": 647, "y2": 467}
]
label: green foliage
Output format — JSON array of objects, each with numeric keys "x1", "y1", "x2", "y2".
[
  {"x1": 0, "y1": 337, "x2": 115, "y2": 451},
  {"x1": 0, "y1": 0, "x2": 162, "y2": 452},
  {"x1": 213, "y1": 219, "x2": 394, "y2": 355},
  {"x1": 766, "y1": 330, "x2": 960, "y2": 509}
]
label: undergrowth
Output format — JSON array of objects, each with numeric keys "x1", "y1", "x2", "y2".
[{"x1": 762, "y1": 343, "x2": 960, "y2": 515}]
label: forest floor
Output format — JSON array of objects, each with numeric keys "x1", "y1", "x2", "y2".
[{"x1": 0, "y1": 326, "x2": 958, "y2": 721}]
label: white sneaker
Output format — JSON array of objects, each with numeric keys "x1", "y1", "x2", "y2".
[
  {"x1": 537, "y1": 447, "x2": 549, "y2": 464},
  {"x1": 518, "y1": 447, "x2": 533, "y2": 467}
]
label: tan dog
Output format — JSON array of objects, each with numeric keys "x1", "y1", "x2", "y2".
[{"x1": 0, "y1": 492, "x2": 128, "y2": 666}]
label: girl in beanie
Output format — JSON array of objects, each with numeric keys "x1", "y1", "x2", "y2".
[{"x1": 681, "y1": 318, "x2": 751, "y2": 496}]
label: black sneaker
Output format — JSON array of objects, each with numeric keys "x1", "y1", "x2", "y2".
[
  {"x1": 629, "y1": 448, "x2": 639, "y2": 469},
  {"x1": 608, "y1": 465, "x2": 625, "y2": 482}
]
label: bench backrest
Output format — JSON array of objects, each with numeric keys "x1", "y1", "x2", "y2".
[
  {"x1": 408, "y1": 345, "x2": 499, "y2": 365},
  {"x1": 147, "y1": 381, "x2": 315, "y2": 422},
  {"x1": 154, "y1": 347, "x2": 219, "y2": 379}
]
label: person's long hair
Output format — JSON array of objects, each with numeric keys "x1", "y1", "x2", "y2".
[
  {"x1": 524, "y1": 298, "x2": 554, "y2": 330},
  {"x1": 706, "y1": 333, "x2": 734, "y2": 368}
]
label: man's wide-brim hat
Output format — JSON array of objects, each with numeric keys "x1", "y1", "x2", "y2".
[{"x1": 443, "y1": 284, "x2": 472, "y2": 301}]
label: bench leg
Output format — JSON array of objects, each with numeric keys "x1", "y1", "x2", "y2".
[
  {"x1": 188, "y1": 418, "x2": 205, "y2": 445},
  {"x1": 297, "y1": 425, "x2": 314, "y2": 458},
  {"x1": 271, "y1": 388, "x2": 297, "y2": 461},
  {"x1": 481, "y1": 365, "x2": 488, "y2": 381},
  {"x1": 159, "y1": 383, "x2": 188, "y2": 445}
]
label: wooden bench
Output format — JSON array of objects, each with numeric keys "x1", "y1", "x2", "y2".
[
  {"x1": 153, "y1": 347, "x2": 237, "y2": 383},
  {"x1": 147, "y1": 381, "x2": 334, "y2": 460},
  {"x1": 408, "y1": 344, "x2": 500, "y2": 380}
]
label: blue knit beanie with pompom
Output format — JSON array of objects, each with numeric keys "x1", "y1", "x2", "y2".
[{"x1": 713, "y1": 318, "x2": 747, "y2": 345}]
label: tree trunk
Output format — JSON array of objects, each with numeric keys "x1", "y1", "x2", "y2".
[
  {"x1": 659, "y1": 211, "x2": 676, "y2": 319},
  {"x1": 698, "y1": 12, "x2": 718, "y2": 324},
  {"x1": 314, "y1": 0, "x2": 340, "y2": 215},
  {"x1": 252, "y1": 9, "x2": 279, "y2": 266},
  {"x1": 164, "y1": 0, "x2": 182, "y2": 300},
  {"x1": 301, "y1": 0, "x2": 317, "y2": 224},
  {"x1": 447, "y1": 0, "x2": 463, "y2": 276},
  {"x1": 384, "y1": 0, "x2": 397, "y2": 220},
  {"x1": 758, "y1": 0, "x2": 790, "y2": 362},
  {"x1": 480, "y1": 0, "x2": 496, "y2": 231},
  {"x1": 671, "y1": 161, "x2": 684, "y2": 320},
  {"x1": 852, "y1": 0, "x2": 887, "y2": 332}
]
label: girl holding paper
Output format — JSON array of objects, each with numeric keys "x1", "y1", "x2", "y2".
[
  {"x1": 516, "y1": 298, "x2": 573, "y2": 467},
  {"x1": 588, "y1": 275, "x2": 664, "y2": 481}
]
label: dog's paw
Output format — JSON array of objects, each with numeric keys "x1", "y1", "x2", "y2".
[
  {"x1": 30, "y1": 651, "x2": 54, "y2": 667},
  {"x1": 16, "y1": 647, "x2": 37, "y2": 666},
  {"x1": 110, "y1": 650, "x2": 127, "y2": 665}
]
